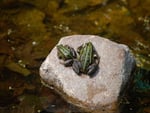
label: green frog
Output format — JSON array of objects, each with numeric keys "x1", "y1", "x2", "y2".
[
  {"x1": 57, "y1": 44, "x2": 77, "y2": 66},
  {"x1": 72, "y1": 42, "x2": 100, "y2": 76}
]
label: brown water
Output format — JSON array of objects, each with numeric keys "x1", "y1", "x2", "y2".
[{"x1": 0, "y1": 0, "x2": 150, "y2": 113}]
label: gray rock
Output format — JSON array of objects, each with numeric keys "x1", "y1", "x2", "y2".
[{"x1": 40, "y1": 35, "x2": 136, "y2": 113}]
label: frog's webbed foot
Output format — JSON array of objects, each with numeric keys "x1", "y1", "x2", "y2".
[{"x1": 72, "y1": 59, "x2": 81, "y2": 75}]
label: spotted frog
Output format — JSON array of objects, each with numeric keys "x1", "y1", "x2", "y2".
[
  {"x1": 57, "y1": 44, "x2": 76, "y2": 66},
  {"x1": 72, "y1": 42, "x2": 100, "y2": 76}
]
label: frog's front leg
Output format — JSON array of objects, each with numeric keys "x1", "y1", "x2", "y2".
[
  {"x1": 59, "y1": 59, "x2": 74, "y2": 67},
  {"x1": 72, "y1": 59, "x2": 81, "y2": 75}
]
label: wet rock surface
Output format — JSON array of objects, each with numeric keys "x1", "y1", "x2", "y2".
[{"x1": 40, "y1": 35, "x2": 135, "y2": 113}]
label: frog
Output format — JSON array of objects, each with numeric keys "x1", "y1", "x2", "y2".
[
  {"x1": 57, "y1": 44, "x2": 77, "y2": 67},
  {"x1": 72, "y1": 42, "x2": 99, "y2": 76}
]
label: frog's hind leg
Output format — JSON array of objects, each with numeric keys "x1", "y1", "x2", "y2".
[
  {"x1": 72, "y1": 59, "x2": 81, "y2": 75},
  {"x1": 87, "y1": 63, "x2": 98, "y2": 76}
]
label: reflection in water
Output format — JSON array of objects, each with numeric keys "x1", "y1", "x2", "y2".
[{"x1": 0, "y1": 0, "x2": 150, "y2": 113}]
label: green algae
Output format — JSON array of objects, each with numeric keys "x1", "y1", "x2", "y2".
[{"x1": 134, "y1": 68, "x2": 150, "y2": 93}]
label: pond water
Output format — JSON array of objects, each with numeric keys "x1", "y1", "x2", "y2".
[{"x1": 0, "y1": 0, "x2": 150, "y2": 113}]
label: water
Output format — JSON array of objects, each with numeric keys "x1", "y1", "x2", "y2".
[{"x1": 0, "y1": 0, "x2": 150, "y2": 113}]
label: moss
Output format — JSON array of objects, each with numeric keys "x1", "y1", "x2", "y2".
[{"x1": 133, "y1": 67, "x2": 150, "y2": 93}]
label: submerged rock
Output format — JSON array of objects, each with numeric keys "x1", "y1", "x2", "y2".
[{"x1": 40, "y1": 35, "x2": 136, "y2": 113}]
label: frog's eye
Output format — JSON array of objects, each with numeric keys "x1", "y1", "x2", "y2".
[
  {"x1": 77, "y1": 49, "x2": 80, "y2": 53},
  {"x1": 57, "y1": 52, "x2": 63, "y2": 59},
  {"x1": 58, "y1": 56, "x2": 62, "y2": 59},
  {"x1": 64, "y1": 45, "x2": 70, "y2": 49},
  {"x1": 93, "y1": 54, "x2": 98, "y2": 59},
  {"x1": 77, "y1": 45, "x2": 82, "y2": 53},
  {"x1": 58, "y1": 55, "x2": 62, "y2": 59}
]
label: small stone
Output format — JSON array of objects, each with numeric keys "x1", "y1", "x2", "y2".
[{"x1": 40, "y1": 35, "x2": 136, "y2": 113}]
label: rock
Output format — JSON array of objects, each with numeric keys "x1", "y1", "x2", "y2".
[{"x1": 40, "y1": 35, "x2": 136, "y2": 113}]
